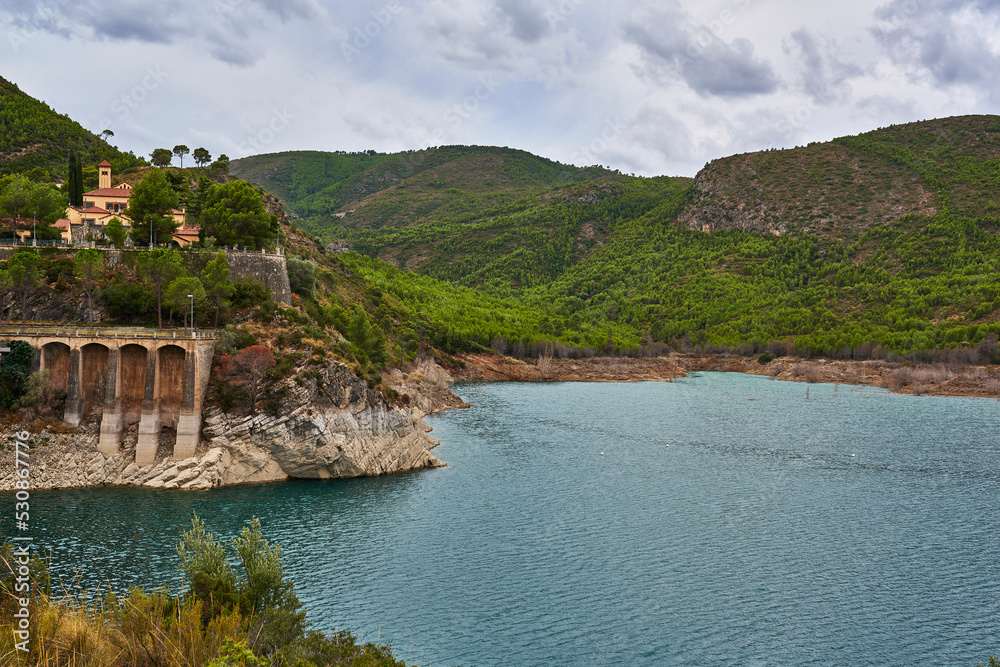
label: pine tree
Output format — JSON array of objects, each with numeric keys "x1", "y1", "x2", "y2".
[{"x1": 201, "y1": 250, "x2": 235, "y2": 326}]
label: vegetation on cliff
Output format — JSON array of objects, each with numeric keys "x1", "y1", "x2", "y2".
[{"x1": 679, "y1": 115, "x2": 1000, "y2": 238}]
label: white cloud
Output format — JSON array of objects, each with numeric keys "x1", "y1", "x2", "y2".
[{"x1": 1, "y1": 0, "x2": 996, "y2": 177}]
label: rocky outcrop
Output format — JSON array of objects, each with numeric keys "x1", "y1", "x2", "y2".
[{"x1": 0, "y1": 361, "x2": 455, "y2": 491}]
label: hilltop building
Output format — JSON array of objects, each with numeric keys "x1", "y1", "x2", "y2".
[{"x1": 55, "y1": 161, "x2": 194, "y2": 246}]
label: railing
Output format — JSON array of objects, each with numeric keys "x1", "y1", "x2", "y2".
[
  {"x1": 0, "y1": 325, "x2": 219, "y2": 340},
  {"x1": 0, "y1": 239, "x2": 68, "y2": 247},
  {"x1": 0, "y1": 243, "x2": 283, "y2": 255}
]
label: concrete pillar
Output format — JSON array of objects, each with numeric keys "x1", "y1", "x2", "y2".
[
  {"x1": 97, "y1": 347, "x2": 122, "y2": 455},
  {"x1": 136, "y1": 350, "x2": 161, "y2": 465},
  {"x1": 30, "y1": 347, "x2": 40, "y2": 374},
  {"x1": 173, "y1": 348, "x2": 200, "y2": 460},
  {"x1": 63, "y1": 347, "x2": 82, "y2": 426}
]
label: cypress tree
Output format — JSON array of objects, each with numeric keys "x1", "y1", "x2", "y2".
[
  {"x1": 66, "y1": 151, "x2": 79, "y2": 206},
  {"x1": 73, "y1": 152, "x2": 84, "y2": 205}
]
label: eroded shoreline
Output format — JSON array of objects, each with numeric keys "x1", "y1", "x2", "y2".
[{"x1": 451, "y1": 352, "x2": 1000, "y2": 400}]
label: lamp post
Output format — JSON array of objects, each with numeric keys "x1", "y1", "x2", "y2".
[
  {"x1": 188, "y1": 293, "x2": 194, "y2": 334},
  {"x1": 148, "y1": 215, "x2": 153, "y2": 249},
  {"x1": 32, "y1": 211, "x2": 36, "y2": 247}
]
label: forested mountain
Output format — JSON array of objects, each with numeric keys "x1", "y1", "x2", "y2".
[
  {"x1": 230, "y1": 146, "x2": 612, "y2": 227},
  {"x1": 230, "y1": 147, "x2": 632, "y2": 288},
  {"x1": 240, "y1": 116, "x2": 1000, "y2": 360},
  {"x1": 6, "y1": 70, "x2": 1000, "y2": 361},
  {"x1": 679, "y1": 115, "x2": 1000, "y2": 238},
  {"x1": 0, "y1": 76, "x2": 146, "y2": 181}
]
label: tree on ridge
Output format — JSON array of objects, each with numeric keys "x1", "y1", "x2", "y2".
[{"x1": 173, "y1": 145, "x2": 190, "y2": 168}]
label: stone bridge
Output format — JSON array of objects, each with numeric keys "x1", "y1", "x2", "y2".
[{"x1": 0, "y1": 325, "x2": 216, "y2": 465}]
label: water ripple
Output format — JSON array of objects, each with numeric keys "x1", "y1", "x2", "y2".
[{"x1": 10, "y1": 373, "x2": 1000, "y2": 666}]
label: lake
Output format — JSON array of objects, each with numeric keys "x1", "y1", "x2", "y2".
[{"x1": 19, "y1": 373, "x2": 1000, "y2": 666}]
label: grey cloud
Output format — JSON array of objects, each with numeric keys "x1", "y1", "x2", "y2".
[
  {"x1": 875, "y1": 0, "x2": 1000, "y2": 24},
  {"x1": 0, "y1": 0, "x2": 321, "y2": 66},
  {"x1": 624, "y1": 9, "x2": 779, "y2": 98},
  {"x1": 415, "y1": 3, "x2": 534, "y2": 72},
  {"x1": 785, "y1": 29, "x2": 863, "y2": 104},
  {"x1": 626, "y1": 106, "x2": 695, "y2": 161},
  {"x1": 856, "y1": 94, "x2": 916, "y2": 119},
  {"x1": 254, "y1": 0, "x2": 327, "y2": 22},
  {"x1": 207, "y1": 36, "x2": 264, "y2": 67},
  {"x1": 873, "y1": 0, "x2": 1000, "y2": 86},
  {"x1": 494, "y1": 0, "x2": 550, "y2": 42},
  {"x1": 89, "y1": 5, "x2": 185, "y2": 44},
  {"x1": 914, "y1": 26, "x2": 992, "y2": 84}
]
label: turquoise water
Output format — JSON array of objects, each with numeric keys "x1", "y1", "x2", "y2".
[{"x1": 16, "y1": 373, "x2": 1000, "y2": 666}]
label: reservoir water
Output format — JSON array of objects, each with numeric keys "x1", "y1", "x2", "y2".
[{"x1": 20, "y1": 373, "x2": 1000, "y2": 666}]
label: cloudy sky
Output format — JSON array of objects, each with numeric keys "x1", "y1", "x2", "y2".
[{"x1": 2, "y1": 0, "x2": 998, "y2": 177}]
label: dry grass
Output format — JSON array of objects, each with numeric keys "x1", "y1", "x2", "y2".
[
  {"x1": 985, "y1": 378, "x2": 1000, "y2": 398},
  {"x1": 789, "y1": 362, "x2": 819, "y2": 383},
  {"x1": 535, "y1": 353, "x2": 553, "y2": 376},
  {"x1": 1, "y1": 587, "x2": 249, "y2": 667},
  {"x1": 890, "y1": 363, "x2": 963, "y2": 389},
  {"x1": 592, "y1": 357, "x2": 630, "y2": 375}
]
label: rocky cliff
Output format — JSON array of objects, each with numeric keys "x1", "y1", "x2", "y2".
[{"x1": 0, "y1": 360, "x2": 460, "y2": 491}]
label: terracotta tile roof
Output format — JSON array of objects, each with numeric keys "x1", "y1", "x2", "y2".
[
  {"x1": 98, "y1": 160, "x2": 112, "y2": 167},
  {"x1": 174, "y1": 226, "x2": 200, "y2": 235},
  {"x1": 80, "y1": 206, "x2": 113, "y2": 216},
  {"x1": 55, "y1": 219, "x2": 71, "y2": 229},
  {"x1": 83, "y1": 187, "x2": 132, "y2": 198}
]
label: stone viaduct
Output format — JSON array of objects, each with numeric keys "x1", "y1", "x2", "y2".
[{"x1": 1, "y1": 326, "x2": 216, "y2": 465}]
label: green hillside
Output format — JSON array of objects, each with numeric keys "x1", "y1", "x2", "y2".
[
  {"x1": 679, "y1": 115, "x2": 1000, "y2": 238},
  {"x1": 0, "y1": 76, "x2": 146, "y2": 181},
  {"x1": 231, "y1": 147, "x2": 668, "y2": 290},
  {"x1": 229, "y1": 116, "x2": 1000, "y2": 361},
  {"x1": 230, "y1": 146, "x2": 611, "y2": 228}
]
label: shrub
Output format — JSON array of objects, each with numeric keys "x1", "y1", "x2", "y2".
[
  {"x1": 15, "y1": 369, "x2": 66, "y2": 420},
  {"x1": 231, "y1": 278, "x2": 273, "y2": 310},
  {"x1": 215, "y1": 346, "x2": 275, "y2": 416},
  {"x1": 215, "y1": 381, "x2": 238, "y2": 413},
  {"x1": 102, "y1": 281, "x2": 154, "y2": 321},
  {"x1": 253, "y1": 301, "x2": 278, "y2": 323},
  {"x1": 0, "y1": 340, "x2": 35, "y2": 409},
  {"x1": 43, "y1": 254, "x2": 75, "y2": 286},
  {"x1": 214, "y1": 324, "x2": 258, "y2": 356},
  {"x1": 286, "y1": 257, "x2": 316, "y2": 299},
  {"x1": 758, "y1": 351, "x2": 775, "y2": 364},
  {"x1": 105, "y1": 217, "x2": 127, "y2": 247}
]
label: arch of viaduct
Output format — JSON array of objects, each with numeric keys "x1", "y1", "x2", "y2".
[{"x1": 3, "y1": 327, "x2": 215, "y2": 465}]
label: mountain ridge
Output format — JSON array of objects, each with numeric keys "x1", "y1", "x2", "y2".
[{"x1": 679, "y1": 115, "x2": 1000, "y2": 239}]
